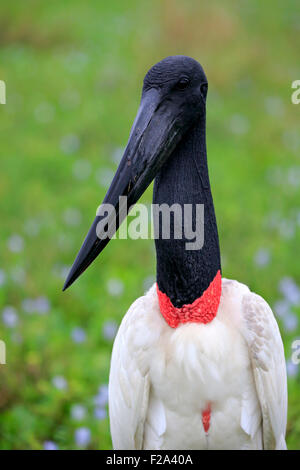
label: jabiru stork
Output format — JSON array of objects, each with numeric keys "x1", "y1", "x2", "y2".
[{"x1": 63, "y1": 56, "x2": 287, "y2": 450}]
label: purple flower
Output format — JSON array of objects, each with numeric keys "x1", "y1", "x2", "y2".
[
  {"x1": 71, "y1": 404, "x2": 86, "y2": 421},
  {"x1": 43, "y1": 441, "x2": 58, "y2": 450},
  {"x1": 283, "y1": 314, "x2": 298, "y2": 333},
  {"x1": 279, "y1": 277, "x2": 300, "y2": 306},
  {"x1": 75, "y1": 427, "x2": 91, "y2": 447},
  {"x1": 52, "y1": 376, "x2": 68, "y2": 391},
  {"x1": 286, "y1": 359, "x2": 298, "y2": 378},
  {"x1": 71, "y1": 327, "x2": 87, "y2": 344},
  {"x1": 274, "y1": 299, "x2": 291, "y2": 318},
  {"x1": 94, "y1": 407, "x2": 107, "y2": 420},
  {"x1": 94, "y1": 384, "x2": 108, "y2": 407},
  {"x1": 254, "y1": 248, "x2": 271, "y2": 268},
  {"x1": 102, "y1": 321, "x2": 118, "y2": 341},
  {"x1": 35, "y1": 296, "x2": 50, "y2": 314},
  {"x1": 2, "y1": 306, "x2": 18, "y2": 328},
  {"x1": 22, "y1": 297, "x2": 50, "y2": 315}
]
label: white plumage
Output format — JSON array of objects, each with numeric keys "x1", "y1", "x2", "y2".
[
  {"x1": 63, "y1": 56, "x2": 288, "y2": 451},
  {"x1": 109, "y1": 278, "x2": 287, "y2": 450}
]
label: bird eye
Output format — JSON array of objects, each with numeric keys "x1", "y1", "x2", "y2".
[
  {"x1": 200, "y1": 83, "x2": 208, "y2": 99},
  {"x1": 176, "y1": 77, "x2": 190, "y2": 90}
]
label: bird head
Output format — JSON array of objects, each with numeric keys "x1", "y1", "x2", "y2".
[{"x1": 63, "y1": 56, "x2": 208, "y2": 290}]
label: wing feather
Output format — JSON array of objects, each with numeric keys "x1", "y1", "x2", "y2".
[
  {"x1": 241, "y1": 292, "x2": 287, "y2": 449},
  {"x1": 108, "y1": 295, "x2": 152, "y2": 450}
]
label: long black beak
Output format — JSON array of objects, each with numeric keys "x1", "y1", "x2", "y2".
[{"x1": 63, "y1": 88, "x2": 189, "y2": 291}]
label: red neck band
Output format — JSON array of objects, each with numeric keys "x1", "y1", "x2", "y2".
[{"x1": 156, "y1": 270, "x2": 222, "y2": 328}]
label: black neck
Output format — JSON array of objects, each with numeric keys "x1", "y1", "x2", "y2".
[{"x1": 153, "y1": 115, "x2": 221, "y2": 307}]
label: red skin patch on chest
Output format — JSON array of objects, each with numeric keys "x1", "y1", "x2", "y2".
[
  {"x1": 202, "y1": 403, "x2": 212, "y2": 433},
  {"x1": 156, "y1": 270, "x2": 222, "y2": 328}
]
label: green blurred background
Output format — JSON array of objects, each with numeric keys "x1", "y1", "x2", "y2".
[{"x1": 0, "y1": 0, "x2": 299, "y2": 450}]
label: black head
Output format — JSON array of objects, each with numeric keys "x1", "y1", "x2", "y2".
[
  {"x1": 63, "y1": 56, "x2": 209, "y2": 290},
  {"x1": 143, "y1": 55, "x2": 208, "y2": 116},
  {"x1": 144, "y1": 55, "x2": 207, "y2": 95}
]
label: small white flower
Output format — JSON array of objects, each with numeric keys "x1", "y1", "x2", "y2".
[
  {"x1": 10, "y1": 266, "x2": 26, "y2": 284},
  {"x1": 282, "y1": 129, "x2": 300, "y2": 153},
  {"x1": 0, "y1": 269, "x2": 6, "y2": 287},
  {"x1": 60, "y1": 134, "x2": 80, "y2": 155},
  {"x1": 8, "y1": 234, "x2": 24, "y2": 253},
  {"x1": 35, "y1": 102, "x2": 55, "y2": 123},
  {"x1": 95, "y1": 168, "x2": 115, "y2": 188},
  {"x1": 278, "y1": 220, "x2": 295, "y2": 239},
  {"x1": 63, "y1": 208, "x2": 82, "y2": 226},
  {"x1": 60, "y1": 89, "x2": 81, "y2": 110},
  {"x1": 64, "y1": 51, "x2": 89, "y2": 74},
  {"x1": 21, "y1": 298, "x2": 35, "y2": 314},
  {"x1": 106, "y1": 278, "x2": 124, "y2": 297},
  {"x1": 24, "y1": 218, "x2": 40, "y2": 237},
  {"x1": 228, "y1": 114, "x2": 249, "y2": 135},
  {"x1": 72, "y1": 159, "x2": 91, "y2": 180},
  {"x1": 264, "y1": 96, "x2": 284, "y2": 117},
  {"x1": 58, "y1": 265, "x2": 71, "y2": 280},
  {"x1": 112, "y1": 147, "x2": 124, "y2": 165}
]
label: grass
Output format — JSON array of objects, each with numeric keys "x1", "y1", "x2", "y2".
[{"x1": 0, "y1": 0, "x2": 300, "y2": 449}]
